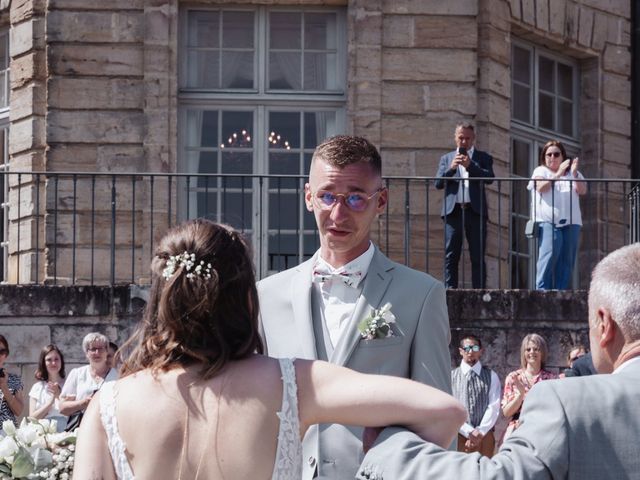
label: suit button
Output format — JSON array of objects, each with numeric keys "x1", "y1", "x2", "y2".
[{"x1": 308, "y1": 456, "x2": 316, "y2": 467}]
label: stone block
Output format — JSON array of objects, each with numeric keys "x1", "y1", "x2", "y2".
[
  {"x1": 352, "y1": 45, "x2": 382, "y2": 80},
  {"x1": 381, "y1": 113, "x2": 460, "y2": 149},
  {"x1": 578, "y1": 0, "x2": 629, "y2": 18},
  {"x1": 381, "y1": 15, "x2": 412, "y2": 48},
  {"x1": 413, "y1": 16, "x2": 477, "y2": 49},
  {"x1": 10, "y1": 83, "x2": 46, "y2": 121},
  {"x1": 478, "y1": 25, "x2": 510, "y2": 65},
  {"x1": 548, "y1": 0, "x2": 566, "y2": 36},
  {"x1": 380, "y1": 148, "x2": 415, "y2": 176},
  {"x1": 602, "y1": 44, "x2": 630, "y2": 75},
  {"x1": 382, "y1": 0, "x2": 477, "y2": 15},
  {"x1": 414, "y1": 148, "x2": 448, "y2": 177},
  {"x1": 590, "y1": 11, "x2": 608, "y2": 52},
  {"x1": 606, "y1": 15, "x2": 623, "y2": 45},
  {"x1": 98, "y1": 145, "x2": 146, "y2": 171},
  {"x1": 8, "y1": 116, "x2": 46, "y2": 154},
  {"x1": 477, "y1": 91, "x2": 510, "y2": 130},
  {"x1": 46, "y1": 11, "x2": 143, "y2": 43},
  {"x1": 602, "y1": 72, "x2": 631, "y2": 107},
  {"x1": 535, "y1": 0, "x2": 549, "y2": 31},
  {"x1": 10, "y1": 0, "x2": 46, "y2": 24},
  {"x1": 0, "y1": 325, "x2": 49, "y2": 362},
  {"x1": 142, "y1": 44, "x2": 171, "y2": 75},
  {"x1": 565, "y1": 2, "x2": 579, "y2": 44},
  {"x1": 144, "y1": 5, "x2": 172, "y2": 45},
  {"x1": 602, "y1": 102, "x2": 630, "y2": 136},
  {"x1": 352, "y1": 8, "x2": 382, "y2": 46},
  {"x1": 47, "y1": 144, "x2": 99, "y2": 171},
  {"x1": 423, "y1": 83, "x2": 477, "y2": 115},
  {"x1": 508, "y1": 0, "x2": 521, "y2": 20},
  {"x1": 49, "y1": 45, "x2": 143, "y2": 77},
  {"x1": 10, "y1": 151, "x2": 45, "y2": 171},
  {"x1": 381, "y1": 82, "x2": 423, "y2": 115},
  {"x1": 48, "y1": 0, "x2": 143, "y2": 9},
  {"x1": 48, "y1": 77, "x2": 143, "y2": 110},
  {"x1": 478, "y1": 59, "x2": 510, "y2": 98},
  {"x1": 382, "y1": 49, "x2": 476, "y2": 82},
  {"x1": 10, "y1": 17, "x2": 44, "y2": 57},
  {"x1": 47, "y1": 110, "x2": 145, "y2": 144},
  {"x1": 601, "y1": 132, "x2": 629, "y2": 163},
  {"x1": 577, "y1": 6, "x2": 594, "y2": 49},
  {"x1": 520, "y1": 0, "x2": 534, "y2": 26},
  {"x1": 10, "y1": 51, "x2": 46, "y2": 88},
  {"x1": 352, "y1": 80, "x2": 382, "y2": 112}
]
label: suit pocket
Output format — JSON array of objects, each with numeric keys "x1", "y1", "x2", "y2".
[{"x1": 358, "y1": 335, "x2": 404, "y2": 348}]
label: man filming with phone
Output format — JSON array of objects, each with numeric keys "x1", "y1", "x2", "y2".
[{"x1": 435, "y1": 123, "x2": 495, "y2": 289}]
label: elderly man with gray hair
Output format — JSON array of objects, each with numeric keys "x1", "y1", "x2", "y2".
[
  {"x1": 59, "y1": 332, "x2": 118, "y2": 429},
  {"x1": 358, "y1": 243, "x2": 640, "y2": 480}
]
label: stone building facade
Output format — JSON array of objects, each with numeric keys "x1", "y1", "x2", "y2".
[{"x1": 0, "y1": 0, "x2": 633, "y2": 287}]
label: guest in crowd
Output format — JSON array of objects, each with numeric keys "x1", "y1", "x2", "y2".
[
  {"x1": 500, "y1": 333, "x2": 557, "y2": 439},
  {"x1": 564, "y1": 351, "x2": 597, "y2": 377},
  {"x1": 435, "y1": 123, "x2": 494, "y2": 288},
  {"x1": 451, "y1": 335, "x2": 500, "y2": 457},
  {"x1": 528, "y1": 140, "x2": 586, "y2": 290},
  {"x1": 106, "y1": 341, "x2": 119, "y2": 370},
  {"x1": 73, "y1": 219, "x2": 464, "y2": 479},
  {"x1": 566, "y1": 344, "x2": 586, "y2": 368},
  {"x1": 29, "y1": 344, "x2": 67, "y2": 431},
  {"x1": 0, "y1": 334, "x2": 24, "y2": 430},
  {"x1": 59, "y1": 332, "x2": 118, "y2": 420}
]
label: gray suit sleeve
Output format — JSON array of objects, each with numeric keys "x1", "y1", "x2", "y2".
[
  {"x1": 358, "y1": 382, "x2": 568, "y2": 479},
  {"x1": 410, "y1": 279, "x2": 452, "y2": 394}
]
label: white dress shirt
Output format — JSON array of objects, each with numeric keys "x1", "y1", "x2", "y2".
[
  {"x1": 455, "y1": 146, "x2": 474, "y2": 204},
  {"x1": 613, "y1": 355, "x2": 640, "y2": 374},
  {"x1": 458, "y1": 360, "x2": 501, "y2": 437},
  {"x1": 313, "y1": 242, "x2": 375, "y2": 347}
]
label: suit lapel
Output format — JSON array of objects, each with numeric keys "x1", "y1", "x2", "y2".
[
  {"x1": 291, "y1": 258, "x2": 318, "y2": 360},
  {"x1": 330, "y1": 249, "x2": 393, "y2": 366}
]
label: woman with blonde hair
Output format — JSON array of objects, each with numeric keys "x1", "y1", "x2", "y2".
[
  {"x1": 73, "y1": 219, "x2": 465, "y2": 480},
  {"x1": 501, "y1": 333, "x2": 557, "y2": 439}
]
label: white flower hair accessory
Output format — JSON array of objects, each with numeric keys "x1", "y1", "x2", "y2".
[{"x1": 162, "y1": 251, "x2": 213, "y2": 281}]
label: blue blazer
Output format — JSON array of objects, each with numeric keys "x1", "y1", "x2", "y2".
[{"x1": 435, "y1": 149, "x2": 495, "y2": 217}]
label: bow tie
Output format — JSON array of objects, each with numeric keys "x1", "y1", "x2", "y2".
[{"x1": 312, "y1": 268, "x2": 363, "y2": 288}]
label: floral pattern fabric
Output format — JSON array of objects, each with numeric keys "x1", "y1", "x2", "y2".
[{"x1": 0, "y1": 373, "x2": 23, "y2": 428}]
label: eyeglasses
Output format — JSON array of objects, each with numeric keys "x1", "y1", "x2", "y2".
[
  {"x1": 312, "y1": 188, "x2": 384, "y2": 212},
  {"x1": 545, "y1": 151, "x2": 562, "y2": 158},
  {"x1": 87, "y1": 346, "x2": 106, "y2": 353},
  {"x1": 0, "y1": 349, "x2": 7, "y2": 355},
  {"x1": 461, "y1": 345, "x2": 480, "y2": 353}
]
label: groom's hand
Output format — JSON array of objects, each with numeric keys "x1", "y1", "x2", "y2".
[{"x1": 362, "y1": 427, "x2": 384, "y2": 453}]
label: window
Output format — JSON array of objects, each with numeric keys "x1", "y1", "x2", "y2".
[
  {"x1": 509, "y1": 41, "x2": 580, "y2": 288},
  {"x1": 0, "y1": 30, "x2": 9, "y2": 282},
  {"x1": 179, "y1": 7, "x2": 346, "y2": 276}
]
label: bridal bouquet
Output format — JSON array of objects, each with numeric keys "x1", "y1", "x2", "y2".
[{"x1": 0, "y1": 419, "x2": 76, "y2": 480}]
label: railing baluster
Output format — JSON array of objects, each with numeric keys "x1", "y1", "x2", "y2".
[
  {"x1": 72, "y1": 174, "x2": 77, "y2": 285},
  {"x1": 16, "y1": 173, "x2": 21, "y2": 284},
  {"x1": 404, "y1": 178, "x2": 410, "y2": 266},
  {"x1": 150, "y1": 175, "x2": 155, "y2": 260},
  {"x1": 53, "y1": 176, "x2": 58, "y2": 285},
  {"x1": 91, "y1": 175, "x2": 95, "y2": 286},
  {"x1": 35, "y1": 173, "x2": 40, "y2": 284},
  {"x1": 110, "y1": 175, "x2": 116, "y2": 286},
  {"x1": 425, "y1": 180, "x2": 429, "y2": 273},
  {"x1": 131, "y1": 175, "x2": 136, "y2": 284}
]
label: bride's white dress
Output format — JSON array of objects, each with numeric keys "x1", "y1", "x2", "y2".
[{"x1": 99, "y1": 358, "x2": 303, "y2": 480}]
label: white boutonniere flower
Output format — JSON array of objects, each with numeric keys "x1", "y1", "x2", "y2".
[{"x1": 358, "y1": 302, "x2": 396, "y2": 340}]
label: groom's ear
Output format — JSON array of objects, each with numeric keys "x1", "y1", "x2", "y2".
[{"x1": 304, "y1": 183, "x2": 314, "y2": 212}]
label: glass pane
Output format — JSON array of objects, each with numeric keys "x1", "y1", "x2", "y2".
[
  {"x1": 557, "y1": 63, "x2": 573, "y2": 98},
  {"x1": 538, "y1": 93, "x2": 553, "y2": 129},
  {"x1": 558, "y1": 100, "x2": 573, "y2": 137},
  {"x1": 185, "y1": 110, "x2": 218, "y2": 148},
  {"x1": 186, "y1": 51, "x2": 220, "y2": 89},
  {"x1": 221, "y1": 111, "x2": 253, "y2": 148},
  {"x1": 510, "y1": 254, "x2": 529, "y2": 289},
  {"x1": 304, "y1": 53, "x2": 337, "y2": 90},
  {"x1": 268, "y1": 233, "x2": 300, "y2": 271},
  {"x1": 186, "y1": 151, "x2": 217, "y2": 175},
  {"x1": 304, "y1": 112, "x2": 336, "y2": 148},
  {"x1": 270, "y1": 12, "x2": 301, "y2": 49},
  {"x1": 511, "y1": 138, "x2": 530, "y2": 177},
  {"x1": 538, "y1": 56, "x2": 555, "y2": 93},
  {"x1": 222, "y1": 151, "x2": 252, "y2": 188},
  {"x1": 512, "y1": 84, "x2": 531, "y2": 123},
  {"x1": 196, "y1": 192, "x2": 218, "y2": 220},
  {"x1": 512, "y1": 46, "x2": 530, "y2": 84},
  {"x1": 303, "y1": 234, "x2": 319, "y2": 258},
  {"x1": 269, "y1": 112, "x2": 301, "y2": 149},
  {"x1": 222, "y1": 11, "x2": 254, "y2": 48},
  {"x1": 269, "y1": 193, "x2": 299, "y2": 230},
  {"x1": 269, "y1": 153, "x2": 301, "y2": 188},
  {"x1": 269, "y1": 52, "x2": 302, "y2": 90},
  {"x1": 222, "y1": 191, "x2": 252, "y2": 230},
  {"x1": 188, "y1": 11, "x2": 219, "y2": 48},
  {"x1": 221, "y1": 51, "x2": 254, "y2": 88},
  {"x1": 305, "y1": 13, "x2": 337, "y2": 49},
  {"x1": 0, "y1": 72, "x2": 5, "y2": 108}
]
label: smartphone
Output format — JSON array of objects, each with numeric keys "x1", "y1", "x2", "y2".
[{"x1": 458, "y1": 147, "x2": 467, "y2": 156}]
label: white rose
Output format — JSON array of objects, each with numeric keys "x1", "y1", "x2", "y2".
[
  {"x1": 1, "y1": 421, "x2": 15, "y2": 436},
  {"x1": 0, "y1": 435, "x2": 18, "y2": 460}
]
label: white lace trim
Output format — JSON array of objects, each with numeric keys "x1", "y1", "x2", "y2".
[
  {"x1": 272, "y1": 358, "x2": 303, "y2": 480},
  {"x1": 100, "y1": 382, "x2": 136, "y2": 480}
]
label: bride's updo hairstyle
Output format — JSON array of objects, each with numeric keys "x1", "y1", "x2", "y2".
[{"x1": 121, "y1": 219, "x2": 263, "y2": 379}]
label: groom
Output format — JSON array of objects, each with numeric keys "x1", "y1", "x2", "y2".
[{"x1": 258, "y1": 135, "x2": 451, "y2": 479}]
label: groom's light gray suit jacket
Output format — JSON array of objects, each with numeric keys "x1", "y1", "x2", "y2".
[
  {"x1": 258, "y1": 247, "x2": 451, "y2": 480},
  {"x1": 358, "y1": 360, "x2": 640, "y2": 480}
]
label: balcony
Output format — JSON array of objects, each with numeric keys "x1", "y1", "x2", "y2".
[{"x1": 1, "y1": 172, "x2": 637, "y2": 288}]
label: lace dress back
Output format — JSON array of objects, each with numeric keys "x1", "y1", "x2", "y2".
[{"x1": 99, "y1": 358, "x2": 302, "y2": 480}]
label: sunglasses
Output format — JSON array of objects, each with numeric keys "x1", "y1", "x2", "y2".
[
  {"x1": 545, "y1": 151, "x2": 562, "y2": 158},
  {"x1": 312, "y1": 188, "x2": 384, "y2": 212},
  {"x1": 461, "y1": 345, "x2": 480, "y2": 353}
]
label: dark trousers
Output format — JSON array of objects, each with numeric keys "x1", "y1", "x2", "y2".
[{"x1": 444, "y1": 204, "x2": 487, "y2": 288}]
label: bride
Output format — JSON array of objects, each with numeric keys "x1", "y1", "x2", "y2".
[{"x1": 73, "y1": 219, "x2": 464, "y2": 480}]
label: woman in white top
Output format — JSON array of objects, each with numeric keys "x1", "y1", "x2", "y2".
[
  {"x1": 59, "y1": 332, "x2": 118, "y2": 420},
  {"x1": 527, "y1": 140, "x2": 587, "y2": 289},
  {"x1": 29, "y1": 344, "x2": 67, "y2": 431},
  {"x1": 73, "y1": 219, "x2": 465, "y2": 480}
]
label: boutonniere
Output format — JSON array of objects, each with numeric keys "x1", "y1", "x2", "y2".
[{"x1": 358, "y1": 302, "x2": 396, "y2": 340}]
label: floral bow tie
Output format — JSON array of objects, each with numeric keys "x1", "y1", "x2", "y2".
[{"x1": 312, "y1": 268, "x2": 363, "y2": 288}]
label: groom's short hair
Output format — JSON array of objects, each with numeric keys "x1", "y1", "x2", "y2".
[{"x1": 311, "y1": 135, "x2": 382, "y2": 176}]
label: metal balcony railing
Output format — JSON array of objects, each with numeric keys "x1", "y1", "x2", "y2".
[{"x1": 0, "y1": 172, "x2": 637, "y2": 289}]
